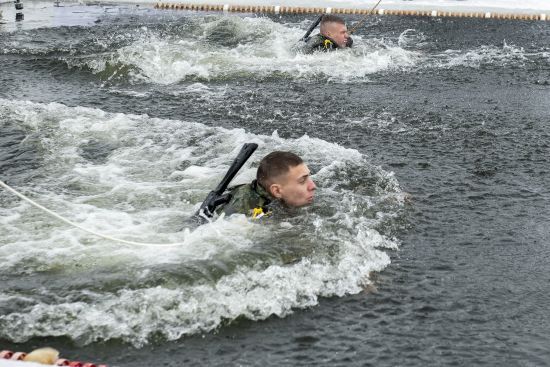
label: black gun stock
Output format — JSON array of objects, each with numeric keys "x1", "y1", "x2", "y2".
[
  {"x1": 196, "y1": 143, "x2": 258, "y2": 219},
  {"x1": 301, "y1": 14, "x2": 323, "y2": 42}
]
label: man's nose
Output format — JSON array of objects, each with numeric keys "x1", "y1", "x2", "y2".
[{"x1": 308, "y1": 179, "x2": 316, "y2": 191}]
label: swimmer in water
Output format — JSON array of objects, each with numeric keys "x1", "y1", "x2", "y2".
[
  {"x1": 216, "y1": 151, "x2": 316, "y2": 219},
  {"x1": 302, "y1": 15, "x2": 353, "y2": 54}
]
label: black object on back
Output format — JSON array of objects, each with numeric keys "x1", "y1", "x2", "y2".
[
  {"x1": 196, "y1": 143, "x2": 258, "y2": 219},
  {"x1": 301, "y1": 14, "x2": 323, "y2": 42}
]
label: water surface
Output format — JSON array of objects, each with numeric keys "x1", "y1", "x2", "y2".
[{"x1": 1, "y1": 3, "x2": 550, "y2": 366}]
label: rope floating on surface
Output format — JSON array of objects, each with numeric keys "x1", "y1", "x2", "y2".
[
  {"x1": 0, "y1": 180, "x2": 189, "y2": 247},
  {"x1": 154, "y1": 2, "x2": 550, "y2": 21}
]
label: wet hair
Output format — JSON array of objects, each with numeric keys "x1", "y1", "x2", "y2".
[
  {"x1": 320, "y1": 15, "x2": 346, "y2": 36},
  {"x1": 321, "y1": 14, "x2": 345, "y2": 26},
  {"x1": 257, "y1": 151, "x2": 303, "y2": 190}
]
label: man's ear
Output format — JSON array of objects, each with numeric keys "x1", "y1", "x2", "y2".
[{"x1": 269, "y1": 183, "x2": 283, "y2": 199}]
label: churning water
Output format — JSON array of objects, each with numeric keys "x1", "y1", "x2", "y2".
[{"x1": 1, "y1": 2, "x2": 550, "y2": 366}]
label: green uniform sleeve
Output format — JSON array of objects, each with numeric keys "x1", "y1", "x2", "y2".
[{"x1": 216, "y1": 182, "x2": 271, "y2": 218}]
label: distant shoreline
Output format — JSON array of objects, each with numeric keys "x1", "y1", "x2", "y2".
[
  {"x1": 86, "y1": 0, "x2": 550, "y2": 13},
  {"x1": 2, "y1": 0, "x2": 549, "y2": 14}
]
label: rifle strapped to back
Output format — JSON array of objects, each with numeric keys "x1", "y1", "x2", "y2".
[{"x1": 196, "y1": 143, "x2": 258, "y2": 220}]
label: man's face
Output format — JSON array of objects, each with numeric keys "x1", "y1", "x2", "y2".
[
  {"x1": 270, "y1": 163, "x2": 316, "y2": 207},
  {"x1": 324, "y1": 22, "x2": 349, "y2": 48}
]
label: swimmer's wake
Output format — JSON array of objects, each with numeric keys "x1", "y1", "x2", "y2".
[
  {"x1": 0, "y1": 179, "x2": 189, "y2": 247},
  {"x1": 0, "y1": 143, "x2": 258, "y2": 247}
]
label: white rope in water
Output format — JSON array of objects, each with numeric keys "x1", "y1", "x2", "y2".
[{"x1": 0, "y1": 180, "x2": 190, "y2": 247}]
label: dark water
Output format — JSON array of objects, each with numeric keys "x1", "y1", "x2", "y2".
[{"x1": 1, "y1": 2, "x2": 550, "y2": 366}]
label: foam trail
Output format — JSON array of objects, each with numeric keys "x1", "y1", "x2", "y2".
[
  {"x1": 59, "y1": 16, "x2": 421, "y2": 84},
  {"x1": 0, "y1": 99, "x2": 405, "y2": 346},
  {"x1": 0, "y1": 180, "x2": 190, "y2": 247}
]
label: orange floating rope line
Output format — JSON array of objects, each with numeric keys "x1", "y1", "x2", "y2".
[{"x1": 152, "y1": 2, "x2": 549, "y2": 21}]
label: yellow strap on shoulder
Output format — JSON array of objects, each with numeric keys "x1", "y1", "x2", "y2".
[
  {"x1": 252, "y1": 207, "x2": 264, "y2": 219},
  {"x1": 323, "y1": 39, "x2": 333, "y2": 49}
]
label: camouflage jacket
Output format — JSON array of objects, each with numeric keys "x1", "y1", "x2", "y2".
[
  {"x1": 302, "y1": 33, "x2": 339, "y2": 54},
  {"x1": 216, "y1": 180, "x2": 274, "y2": 218}
]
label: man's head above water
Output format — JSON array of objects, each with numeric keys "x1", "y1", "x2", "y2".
[
  {"x1": 257, "y1": 151, "x2": 316, "y2": 207},
  {"x1": 319, "y1": 15, "x2": 350, "y2": 48}
]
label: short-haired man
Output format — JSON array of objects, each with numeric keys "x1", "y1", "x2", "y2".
[
  {"x1": 303, "y1": 15, "x2": 352, "y2": 53},
  {"x1": 217, "y1": 151, "x2": 316, "y2": 218}
]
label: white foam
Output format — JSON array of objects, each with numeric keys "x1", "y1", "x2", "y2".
[
  {"x1": 0, "y1": 99, "x2": 403, "y2": 346},
  {"x1": 433, "y1": 43, "x2": 532, "y2": 69},
  {"x1": 61, "y1": 16, "x2": 420, "y2": 84},
  {"x1": 11, "y1": 9, "x2": 537, "y2": 85},
  {"x1": 0, "y1": 239, "x2": 392, "y2": 346}
]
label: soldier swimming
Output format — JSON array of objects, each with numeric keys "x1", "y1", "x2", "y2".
[
  {"x1": 196, "y1": 146, "x2": 316, "y2": 220},
  {"x1": 301, "y1": 15, "x2": 353, "y2": 54},
  {"x1": 298, "y1": 0, "x2": 383, "y2": 53}
]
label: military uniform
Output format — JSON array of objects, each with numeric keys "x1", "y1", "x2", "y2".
[
  {"x1": 302, "y1": 33, "x2": 339, "y2": 54},
  {"x1": 300, "y1": 33, "x2": 353, "y2": 54},
  {"x1": 216, "y1": 180, "x2": 274, "y2": 218}
]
